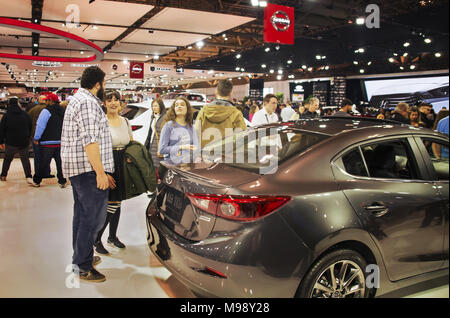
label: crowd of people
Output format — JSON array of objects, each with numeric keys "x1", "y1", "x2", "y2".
[{"x1": 0, "y1": 65, "x2": 449, "y2": 283}]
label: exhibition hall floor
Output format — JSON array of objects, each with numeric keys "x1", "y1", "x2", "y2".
[{"x1": 0, "y1": 159, "x2": 448, "y2": 298}]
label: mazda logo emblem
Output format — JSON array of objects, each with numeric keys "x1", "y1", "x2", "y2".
[
  {"x1": 165, "y1": 170, "x2": 175, "y2": 185},
  {"x1": 271, "y1": 10, "x2": 291, "y2": 32}
]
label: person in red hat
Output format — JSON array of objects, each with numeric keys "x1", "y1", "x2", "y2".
[{"x1": 31, "y1": 92, "x2": 68, "y2": 188}]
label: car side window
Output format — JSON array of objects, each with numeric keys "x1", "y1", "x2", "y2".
[
  {"x1": 421, "y1": 138, "x2": 449, "y2": 181},
  {"x1": 361, "y1": 139, "x2": 419, "y2": 179},
  {"x1": 342, "y1": 149, "x2": 368, "y2": 177}
]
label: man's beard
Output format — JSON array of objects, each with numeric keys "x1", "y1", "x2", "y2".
[{"x1": 97, "y1": 84, "x2": 105, "y2": 101}]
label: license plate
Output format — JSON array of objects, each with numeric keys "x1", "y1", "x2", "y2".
[{"x1": 163, "y1": 188, "x2": 185, "y2": 222}]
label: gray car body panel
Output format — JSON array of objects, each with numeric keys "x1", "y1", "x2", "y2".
[{"x1": 147, "y1": 118, "x2": 449, "y2": 297}]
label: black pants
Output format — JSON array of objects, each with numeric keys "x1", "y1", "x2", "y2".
[
  {"x1": 1, "y1": 144, "x2": 32, "y2": 178},
  {"x1": 33, "y1": 146, "x2": 66, "y2": 185},
  {"x1": 32, "y1": 142, "x2": 51, "y2": 177},
  {"x1": 95, "y1": 207, "x2": 121, "y2": 244}
]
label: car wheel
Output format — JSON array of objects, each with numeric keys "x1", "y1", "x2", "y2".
[{"x1": 297, "y1": 249, "x2": 372, "y2": 298}]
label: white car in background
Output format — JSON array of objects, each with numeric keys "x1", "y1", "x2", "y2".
[{"x1": 123, "y1": 92, "x2": 207, "y2": 144}]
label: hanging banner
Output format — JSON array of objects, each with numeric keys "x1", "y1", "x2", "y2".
[
  {"x1": 249, "y1": 79, "x2": 264, "y2": 101},
  {"x1": 264, "y1": 3, "x2": 294, "y2": 45},
  {"x1": 130, "y1": 61, "x2": 144, "y2": 79}
]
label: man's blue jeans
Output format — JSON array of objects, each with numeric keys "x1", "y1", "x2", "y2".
[{"x1": 70, "y1": 171, "x2": 109, "y2": 272}]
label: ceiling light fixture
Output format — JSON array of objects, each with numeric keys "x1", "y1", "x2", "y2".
[
  {"x1": 424, "y1": 38, "x2": 431, "y2": 44},
  {"x1": 403, "y1": 42, "x2": 410, "y2": 47},
  {"x1": 435, "y1": 52, "x2": 442, "y2": 57},
  {"x1": 356, "y1": 17, "x2": 365, "y2": 25}
]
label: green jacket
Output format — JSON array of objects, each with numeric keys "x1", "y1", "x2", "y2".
[{"x1": 123, "y1": 141, "x2": 157, "y2": 200}]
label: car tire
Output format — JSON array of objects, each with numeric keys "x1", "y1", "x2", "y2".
[{"x1": 297, "y1": 249, "x2": 374, "y2": 298}]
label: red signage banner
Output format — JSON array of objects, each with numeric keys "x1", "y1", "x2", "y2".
[
  {"x1": 264, "y1": 3, "x2": 294, "y2": 45},
  {"x1": 130, "y1": 61, "x2": 144, "y2": 79}
]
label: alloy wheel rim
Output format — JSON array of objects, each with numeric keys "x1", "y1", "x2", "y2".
[{"x1": 310, "y1": 260, "x2": 366, "y2": 298}]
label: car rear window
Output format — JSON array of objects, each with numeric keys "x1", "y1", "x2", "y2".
[
  {"x1": 121, "y1": 105, "x2": 148, "y2": 120},
  {"x1": 202, "y1": 127, "x2": 329, "y2": 174}
]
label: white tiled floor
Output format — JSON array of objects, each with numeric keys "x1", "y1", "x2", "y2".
[{"x1": 0, "y1": 159, "x2": 448, "y2": 298}]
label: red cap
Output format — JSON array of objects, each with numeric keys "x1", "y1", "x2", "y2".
[{"x1": 44, "y1": 93, "x2": 59, "y2": 103}]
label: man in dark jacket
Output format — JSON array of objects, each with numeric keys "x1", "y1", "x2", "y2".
[
  {"x1": 31, "y1": 93, "x2": 67, "y2": 188},
  {"x1": 28, "y1": 94, "x2": 52, "y2": 178},
  {"x1": 390, "y1": 102, "x2": 411, "y2": 124},
  {"x1": 418, "y1": 103, "x2": 434, "y2": 128},
  {"x1": 302, "y1": 97, "x2": 321, "y2": 119},
  {"x1": 332, "y1": 98, "x2": 353, "y2": 117},
  {"x1": 242, "y1": 99, "x2": 251, "y2": 121},
  {"x1": 0, "y1": 97, "x2": 33, "y2": 182}
]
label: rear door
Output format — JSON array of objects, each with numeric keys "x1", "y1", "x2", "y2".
[
  {"x1": 332, "y1": 136, "x2": 444, "y2": 281},
  {"x1": 414, "y1": 135, "x2": 449, "y2": 269}
]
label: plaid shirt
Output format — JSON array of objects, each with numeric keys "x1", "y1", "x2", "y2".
[{"x1": 61, "y1": 88, "x2": 114, "y2": 178}]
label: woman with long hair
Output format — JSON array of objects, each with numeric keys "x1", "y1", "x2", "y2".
[
  {"x1": 249, "y1": 104, "x2": 260, "y2": 122},
  {"x1": 144, "y1": 98, "x2": 167, "y2": 170},
  {"x1": 409, "y1": 106, "x2": 426, "y2": 128},
  {"x1": 94, "y1": 91, "x2": 132, "y2": 255},
  {"x1": 158, "y1": 97, "x2": 199, "y2": 165}
]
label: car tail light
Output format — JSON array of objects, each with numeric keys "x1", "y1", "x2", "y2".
[
  {"x1": 131, "y1": 125, "x2": 143, "y2": 131},
  {"x1": 186, "y1": 193, "x2": 291, "y2": 221}
]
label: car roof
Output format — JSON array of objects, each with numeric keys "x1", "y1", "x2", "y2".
[{"x1": 262, "y1": 117, "x2": 448, "y2": 139}]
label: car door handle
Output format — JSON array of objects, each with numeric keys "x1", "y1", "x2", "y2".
[{"x1": 363, "y1": 203, "x2": 389, "y2": 217}]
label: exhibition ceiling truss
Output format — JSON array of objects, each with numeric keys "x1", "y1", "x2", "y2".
[{"x1": 0, "y1": 0, "x2": 448, "y2": 88}]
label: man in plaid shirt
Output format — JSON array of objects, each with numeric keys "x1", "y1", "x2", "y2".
[{"x1": 61, "y1": 66, "x2": 115, "y2": 283}]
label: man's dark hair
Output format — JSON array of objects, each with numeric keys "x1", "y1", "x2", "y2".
[
  {"x1": 263, "y1": 94, "x2": 278, "y2": 104},
  {"x1": 341, "y1": 98, "x2": 353, "y2": 108},
  {"x1": 419, "y1": 102, "x2": 432, "y2": 108},
  {"x1": 216, "y1": 80, "x2": 233, "y2": 97},
  {"x1": 80, "y1": 66, "x2": 106, "y2": 90}
]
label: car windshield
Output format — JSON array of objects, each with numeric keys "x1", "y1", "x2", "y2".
[
  {"x1": 201, "y1": 127, "x2": 329, "y2": 174},
  {"x1": 121, "y1": 105, "x2": 148, "y2": 120}
]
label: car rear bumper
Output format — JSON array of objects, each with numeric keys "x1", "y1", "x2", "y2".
[{"x1": 147, "y1": 213, "x2": 312, "y2": 298}]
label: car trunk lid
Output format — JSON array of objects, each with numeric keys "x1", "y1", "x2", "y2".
[{"x1": 155, "y1": 162, "x2": 260, "y2": 241}]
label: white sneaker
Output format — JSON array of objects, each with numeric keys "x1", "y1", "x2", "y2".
[{"x1": 26, "y1": 178, "x2": 33, "y2": 184}]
